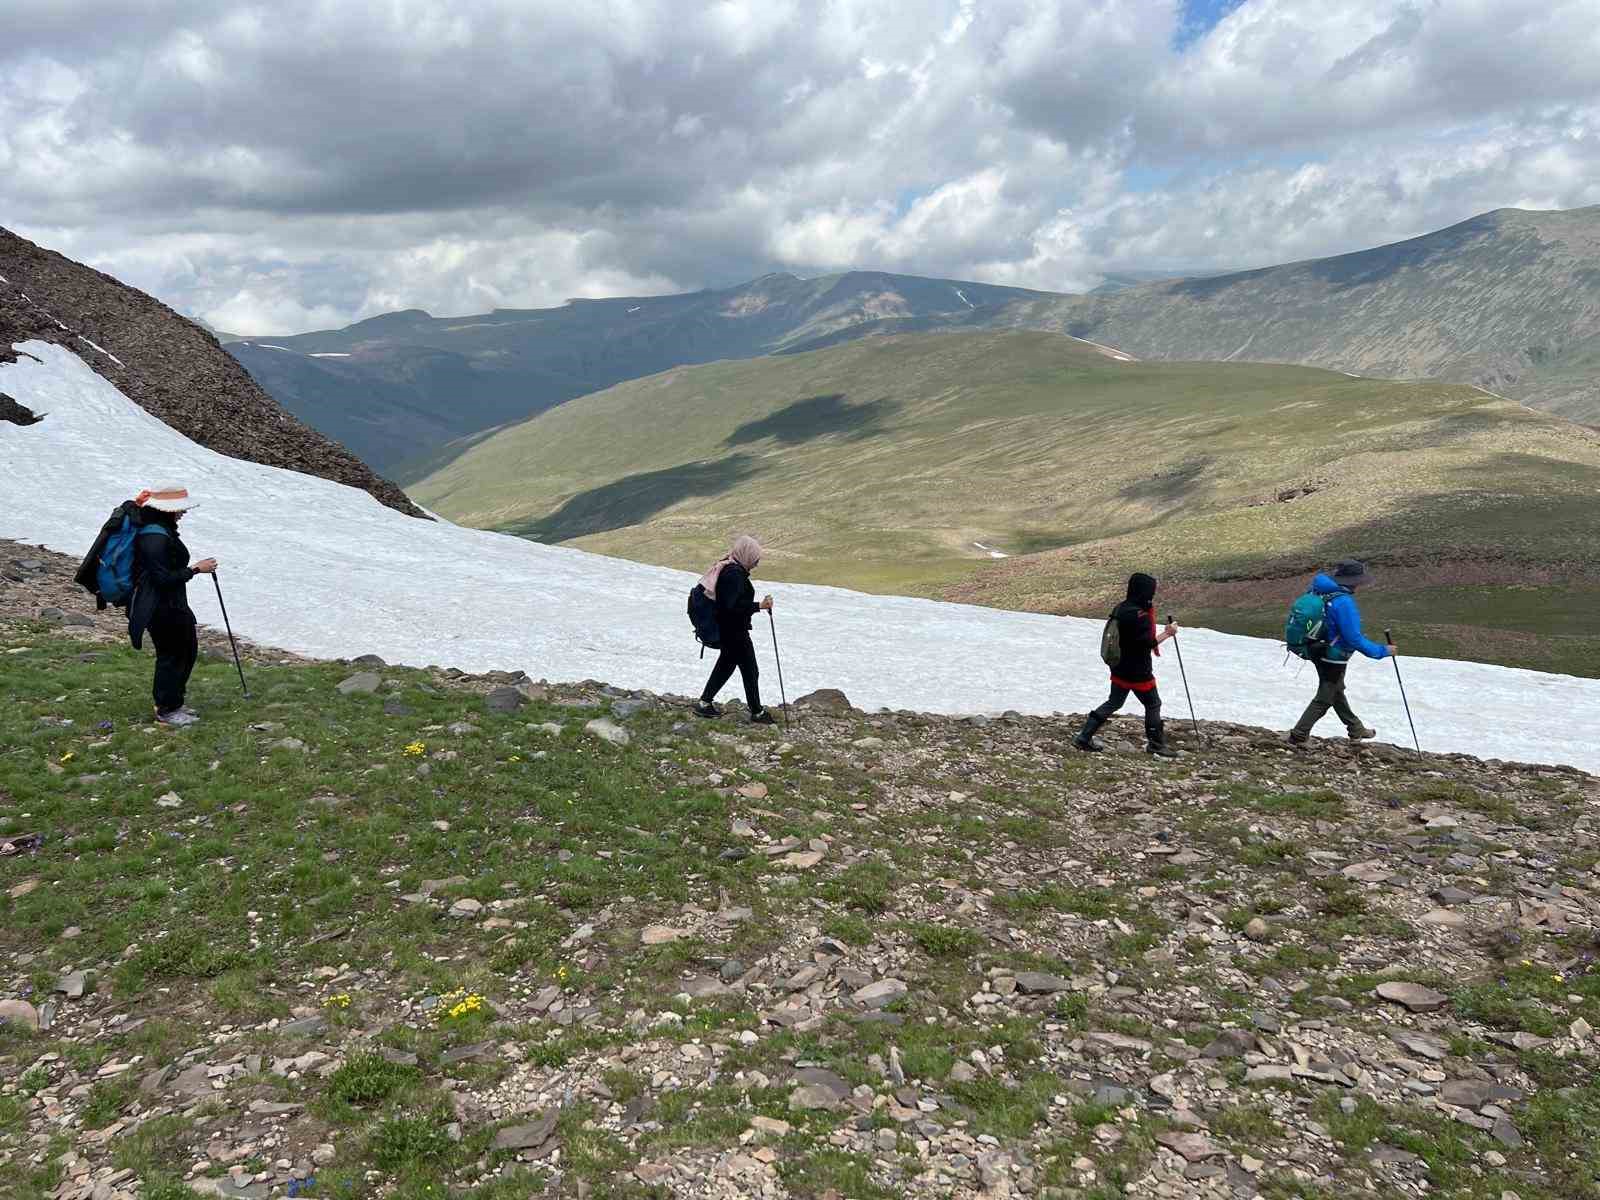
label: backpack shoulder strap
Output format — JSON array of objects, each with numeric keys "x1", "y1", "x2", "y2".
[{"x1": 137, "y1": 525, "x2": 170, "y2": 538}]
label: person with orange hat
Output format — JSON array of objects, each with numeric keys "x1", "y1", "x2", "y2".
[{"x1": 128, "y1": 487, "x2": 217, "y2": 727}]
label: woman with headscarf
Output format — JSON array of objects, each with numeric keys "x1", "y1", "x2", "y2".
[
  {"x1": 693, "y1": 534, "x2": 776, "y2": 724},
  {"x1": 1073, "y1": 572, "x2": 1179, "y2": 757},
  {"x1": 127, "y1": 487, "x2": 217, "y2": 727}
]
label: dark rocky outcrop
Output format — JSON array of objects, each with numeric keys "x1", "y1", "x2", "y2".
[{"x1": 0, "y1": 227, "x2": 425, "y2": 518}]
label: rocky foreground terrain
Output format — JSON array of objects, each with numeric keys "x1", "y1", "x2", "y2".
[{"x1": 2, "y1": 539, "x2": 1598, "y2": 1200}]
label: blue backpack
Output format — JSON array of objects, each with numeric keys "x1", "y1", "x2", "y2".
[
  {"x1": 1285, "y1": 591, "x2": 1333, "y2": 660},
  {"x1": 97, "y1": 515, "x2": 167, "y2": 608},
  {"x1": 687, "y1": 585, "x2": 721, "y2": 656}
]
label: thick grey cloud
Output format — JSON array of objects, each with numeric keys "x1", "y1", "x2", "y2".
[{"x1": 3, "y1": 0, "x2": 1598, "y2": 332}]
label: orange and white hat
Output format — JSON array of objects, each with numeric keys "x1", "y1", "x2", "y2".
[{"x1": 135, "y1": 486, "x2": 199, "y2": 513}]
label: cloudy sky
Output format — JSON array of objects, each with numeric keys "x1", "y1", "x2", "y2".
[{"x1": 4, "y1": 0, "x2": 1599, "y2": 333}]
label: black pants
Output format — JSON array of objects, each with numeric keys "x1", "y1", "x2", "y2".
[
  {"x1": 148, "y1": 608, "x2": 198, "y2": 714},
  {"x1": 1294, "y1": 659, "x2": 1360, "y2": 735},
  {"x1": 1092, "y1": 683, "x2": 1163, "y2": 740},
  {"x1": 702, "y1": 634, "x2": 761, "y2": 712}
]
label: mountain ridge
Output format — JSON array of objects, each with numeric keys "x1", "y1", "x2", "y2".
[{"x1": 0, "y1": 226, "x2": 424, "y2": 518}]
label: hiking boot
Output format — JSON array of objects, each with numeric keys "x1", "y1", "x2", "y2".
[
  {"x1": 1287, "y1": 729, "x2": 1310, "y2": 746},
  {"x1": 1147, "y1": 739, "x2": 1179, "y2": 759},
  {"x1": 1346, "y1": 724, "x2": 1377, "y2": 742},
  {"x1": 693, "y1": 700, "x2": 720, "y2": 719},
  {"x1": 749, "y1": 708, "x2": 778, "y2": 726},
  {"x1": 156, "y1": 709, "x2": 199, "y2": 728},
  {"x1": 1072, "y1": 713, "x2": 1106, "y2": 752}
]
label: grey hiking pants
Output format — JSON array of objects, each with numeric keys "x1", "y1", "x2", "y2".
[{"x1": 1293, "y1": 660, "x2": 1361, "y2": 735}]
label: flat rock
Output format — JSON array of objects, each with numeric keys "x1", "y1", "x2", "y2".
[
  {"x1": 155, "y1": 791, "x2": 183, "y2": 808},
  {"x1": 1085, "y1": 1031, "x2": 1154, "y2": 1054},
  {"x1": 1439, "y1": 1079, "x2": 1520, "y2": 1110},
  {"x1": 1012, "y1": 972, "x2": 1072, "y2": 995},
  {"x1": 790, "y1": 1068, "x2": 849, "y2": 1110},
  {"x1": 641, "y1": 925, "x2": 684, "y2": 946},
  {"x1": 1342, "y1": 860, "x2": 1394, "y2": 883},
  {"x1": 10, "y1": 879, "x2": 41, "y2": 899},
  {"x1": 1156, "y1": 1131, "x2": 1224, "y2": 1163},
  {"x1": 279, "y1": 1015, "x2": 327, "y2": 1037},
  {"x1": 585, "y1": 718, "x2": 631, "y2": 746},
  {"x1": 440, "y1": 1042, "x2": 495, "y2": 1066},
  {"x1": 448, "y1": 898, "x2": 483, "y2": 918},
  {"x1": 55, "y1": 970, "x2": 86, "y2": 999},
  {"x1": 1420, "y1": 907, "x2": 1467, "y2": 928},
  {"x1": 1376, "y1": 981, "x2": 1449, "y2": 1012},
  {"x1": 494, "y1": 1111, "x2": 559, "y2": 1152},
  {"x1": 852, "y1": 978, "x2": 907, "y2": 1009},
  {"x1": 336, "y1": 672, "x2": 382, "y2": 695},
  {"x1": 1390, "y1": 1031, "x2": 1448, "y2": 1061}
]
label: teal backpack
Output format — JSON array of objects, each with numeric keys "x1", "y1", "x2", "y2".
[{"x1": 1285, "y1": 591, "x2": 1333, "y2": 660}]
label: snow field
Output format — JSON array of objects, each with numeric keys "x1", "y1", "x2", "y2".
[{"x1": 4, "y1": 341, "x2": 1599, "y2": 774}]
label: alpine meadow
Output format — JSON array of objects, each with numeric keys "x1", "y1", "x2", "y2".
[{"x1": 411, "y1": 330, "x2": 1600, "y2": 676}]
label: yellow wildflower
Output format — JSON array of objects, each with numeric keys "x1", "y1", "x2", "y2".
[
  {"x1": 60, "y1": 752, "x2": 75, "y2": 763},
  {"x1": 326, "y1": 993, "x2": 352, "y2": 1009},
  {"x1": 403, "y1": 741, "x2": 426, "y2": 757}
]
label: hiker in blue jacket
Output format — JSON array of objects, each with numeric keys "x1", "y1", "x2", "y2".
[{"x1": 1289, "y1": 559, "x2": 1396, "y2": 745}]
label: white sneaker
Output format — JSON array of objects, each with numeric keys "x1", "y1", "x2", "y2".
[{"x1": 156, "y1": 709, "x2": 199, "y2": 727}]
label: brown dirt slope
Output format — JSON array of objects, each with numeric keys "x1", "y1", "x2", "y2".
[{"x1": 0, "y1": 227, "x2": 425, "y2": 518}]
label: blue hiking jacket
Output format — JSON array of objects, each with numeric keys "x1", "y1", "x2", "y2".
[{"x1": 1310, "y1": 574, "x2": 1389, "y2": 662}]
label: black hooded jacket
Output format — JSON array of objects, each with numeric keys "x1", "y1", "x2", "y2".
[
  {"x1": 713, "y1": 562, "x2": 761, "y2": 639},
  {"x1": 1108, "y1": 572, "x2": 1160, "y2": 687},
  {"x1": 128, "y1": 508, "x2": 195, "y2": 649}
]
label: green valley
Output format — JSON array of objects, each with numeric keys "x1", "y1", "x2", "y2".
[{"x1": 411, "y1": 330, "x2": 1600, "y2": 677}]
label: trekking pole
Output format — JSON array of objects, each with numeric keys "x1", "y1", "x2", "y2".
[
  {"x1": 767, "y1": 610, "x2": 790, "y2": 731},
  {"x1": 212, "y1": 572, "x2": 251, "y2": 698},
  {"x1": 1166, "y1": 614, "x2": 1203, "y2": 745},
  {"x1": 1385, "y1": 628, "x2": 1420, "y2": 755}
]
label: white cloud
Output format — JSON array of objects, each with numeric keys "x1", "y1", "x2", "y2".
[{"x1": 2, "y1": 0, "x2": 1598, "y2": 327}]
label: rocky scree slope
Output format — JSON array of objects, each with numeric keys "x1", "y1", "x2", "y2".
[
  {"x1": 0, "y1": 228, "x2": 423, "y2": 518},
  {"x1": 3, "y1": 551, "x2": 1600, "y2": 1200}
]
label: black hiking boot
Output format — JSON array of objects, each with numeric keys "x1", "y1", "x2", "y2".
[
  {"x1": 749, "y1": 708, "x2": 777, "y2": 726},
  {"x1": 1072, "y1": 713, "x2": 1106, "y2": 753},
  {"x1": 1146, "y1": 723, "x2": 1178, "y2": 758},
  {"x1": 1287, "y1": 729, "x2": 1310, "y2": 747},
  {"x1": 693, "y1": 700, "x2": 720, "y2": 719}
]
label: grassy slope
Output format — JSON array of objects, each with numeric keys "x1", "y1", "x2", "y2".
[
  {"x1": 4, "y1": 626, "x2": 1600, "y2": 1200},
  {"x1": 412, "y1": 331, "x2": 1600, "y2": 676}
]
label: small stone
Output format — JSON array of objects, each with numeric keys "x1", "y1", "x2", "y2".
[
  {"x1": 335, "y1": 672, "x2": 381, "y2": 695},
  {"x1": 795, "y1": 688, "x2": 851, "y2": 713},
  {"x1": 1390, "y1": 1031, "x2": 1448, "y2": 1061},
  {"x1": 1421, "y1": 908, "x2": 1467, "y2": 928},
  {"x1": 55, "y1": 970, "x2": 86, "y2": 999},
  {"x1": 1572, "y1": 1017, "x2": 1594, "y2": 1040},
  {"x1": 311, "y1": 1145, "x2": 336, "y2": 1166},
  {"x1": 155, "y1": 791, "x2": 183, "y2": 808},
  {"x1": 448, "y1": 898, "x2": 483, "y2": 918},
  {"x1": 8, "y1": 880, "x2": 40, "y2": 899},
  {"x1": 1376, "y1": 981, "x2": 1449, "y2": 1012},
  {"x1": 279, "y1": 1015, "x2": 327, "y2": 1037},
  {"x1": 585, "y1": 718, "x2": 631, "y2": 746},
  {"x1": 641, "y1": 925, "x2": 683, "y2": 946},
  {"x1": 1243, "y1": 917, "x2": 1271, "y2": 942},
  {"x1": 737, "y1": 782, "x2": 769, "y2": 800},
  {"x1": 750, "y1": 1116, "x2": 791, "y2": 1138}
]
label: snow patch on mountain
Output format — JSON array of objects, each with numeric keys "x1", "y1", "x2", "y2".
[{"x1": 3, "y1": 340, "x2": 1598, "y2": 773}]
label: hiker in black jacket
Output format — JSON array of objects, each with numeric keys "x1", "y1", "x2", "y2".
[
  {"x1": 693, "y1": 535, "x2": 776, "y2": 725},
  {"x1": 1073, "y1": 572, "x2": 1179, "y2": 757},
  {"x1": 128, "y1": 488, "x2": 216, "y2": 727}
]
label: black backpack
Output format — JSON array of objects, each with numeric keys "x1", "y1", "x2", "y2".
[{"x1": 687, "y1": 585, "x2": 721, "y2": 656}]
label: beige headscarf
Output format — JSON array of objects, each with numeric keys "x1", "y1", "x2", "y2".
[{"x1": 699, "y1": 534, "x2": 763, "y2": 597}]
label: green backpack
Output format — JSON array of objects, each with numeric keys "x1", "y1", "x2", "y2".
[
  {"x1": 1099, "y1": 611, "x2": 1121, "y2": 667},
  {"x1": 1285, "y1": 591, "x2": 1333, "y2": 660}
]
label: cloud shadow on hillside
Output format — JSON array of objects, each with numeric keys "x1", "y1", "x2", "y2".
[
  {"x1": 724, "y1": 393, "x2": 898, "y2": 447},
  {"x1": 511, "y1": 453, "x2": 760, "y2": 542},
  {"x1": 1118, "y1": 457, "x2": 1211, "y2": 504}
]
